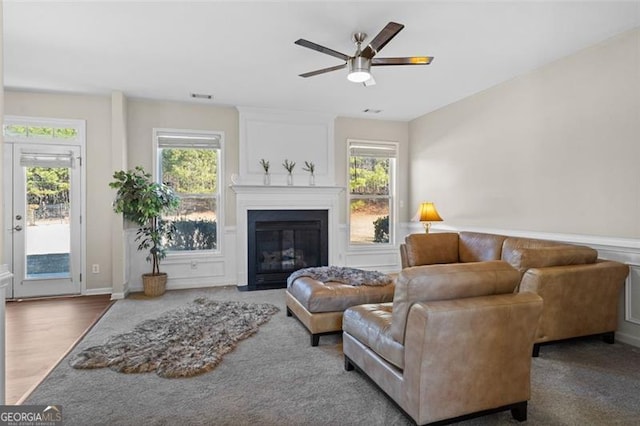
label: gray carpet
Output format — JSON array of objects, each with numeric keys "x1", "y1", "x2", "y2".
[{"x1": 24, "y1": 286, "x2": 640, "y2": 425}]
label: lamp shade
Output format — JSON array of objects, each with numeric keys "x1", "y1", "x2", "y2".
[{"x1": 417, "y1": 202, "x2": 443, "y2": 222}]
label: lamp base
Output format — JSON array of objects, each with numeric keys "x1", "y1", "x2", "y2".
[{"x1": 422, "y1": 222, "x2": 432, "y2": 233}]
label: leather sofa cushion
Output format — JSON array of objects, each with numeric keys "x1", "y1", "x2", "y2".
[
  {"x1": 391, "y1": 261, "x2": 520, "y2": 344},
  {"x1": 287, "y1": 276, "x2": 395, "y2": 313},
  {"x1": 458, "y1": 232, "x2": 507, "y2": 263},
  {"x1": 404, "y1": 233, "x2": 459, "y2": 266},
  {"x1": 343, "y1": 303, "x2": 405, "y2": 369}
]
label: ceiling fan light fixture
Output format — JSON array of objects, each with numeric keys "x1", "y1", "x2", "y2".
[
  {"x1": 347, "y1": 57, "x2": 371, "y2": 83},
  {"x1": 347, "y1": 70, "x2": 371, "y2": 83}
]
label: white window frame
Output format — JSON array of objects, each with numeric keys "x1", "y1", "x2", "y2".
[
  {"x1": 152, "y1": 128, "x2": 224, "y2": 256},
  {"x1": 347, "y1": 139, "x2": 397, "y2": 249}
]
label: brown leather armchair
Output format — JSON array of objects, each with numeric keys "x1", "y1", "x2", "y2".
[{"x1": 343, "y1": 261, "x2": 543, "y2": 425}]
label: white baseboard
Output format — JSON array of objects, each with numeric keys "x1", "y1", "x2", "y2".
[
  {"x1": 83, "y1": 287, "x2": 112, "y2": 296},
  {"x1": 616, "y1": 331, "x2": 640, "y2": 348}
]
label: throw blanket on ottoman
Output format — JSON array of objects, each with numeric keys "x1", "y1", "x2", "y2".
[{"x1": 287, "y1": 266, "x2": 392, "y2": 287}]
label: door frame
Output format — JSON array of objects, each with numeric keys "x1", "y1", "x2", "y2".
[{"x1": 3, "y1": 116, "x2": 86, "y2": 298}]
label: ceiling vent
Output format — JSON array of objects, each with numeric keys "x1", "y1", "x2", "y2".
[
  {"x1": 190, "y1": 93, "x2": 213, "y2": 100},
  {"x1": 363, "y1": 108, "x2": 382, "y2": 114}
]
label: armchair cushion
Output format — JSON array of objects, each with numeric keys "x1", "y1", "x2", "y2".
[
  {"x1": 343, "y1": 303, "x2": 404, "y2": 369},
  {"x1": 391, "y1": 260, "x2": 520, "y2": 344}
]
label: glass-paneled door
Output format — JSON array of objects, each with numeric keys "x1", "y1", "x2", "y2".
[{"x1": 3, "y1": 143, "x2": 81, "y2": 298}]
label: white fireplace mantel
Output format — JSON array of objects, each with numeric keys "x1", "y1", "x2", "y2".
[{"x1": 231, "y1": 184, "x2": 344, "y2": 287}]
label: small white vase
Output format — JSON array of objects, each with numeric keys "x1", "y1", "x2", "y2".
[
  {"x1": 309, "y1": 173, "x2": 315, "y2": 186},
  {"x1": 287, "y1": 173, "x2": 293, "y2": 186},
  {"x1": 263, "y1": 173, "x2": 271, "y2": 185}
]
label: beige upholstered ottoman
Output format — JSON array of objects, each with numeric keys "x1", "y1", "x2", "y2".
[{"x1": 286, "y1": 270, "x2": 396, "y2": 346}]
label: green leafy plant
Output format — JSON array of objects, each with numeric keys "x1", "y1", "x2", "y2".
[
  {"x1": 373, "y1": 215, "x2": 390, "y2": 243},
  {"x1": 282, "y1": 159, "x2": 296, "y2": 173},
  {"x1": 302, "y1": 161, "x2": 315, "y2": 175},
  {"x1": 109, "y1": 166, "x2": 180, "y2": 275},
  {"x1": 260, "y1": 159, "x2": 270, "y2": 173}
]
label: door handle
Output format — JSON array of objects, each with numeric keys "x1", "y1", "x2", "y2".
[{"x1": 13, "y1": 225, "x2": 23, "y2": 231}]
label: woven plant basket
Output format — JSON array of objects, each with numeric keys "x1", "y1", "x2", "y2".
[{"x1": 142, "y1": 273, "x2": 168, "y2": 297}]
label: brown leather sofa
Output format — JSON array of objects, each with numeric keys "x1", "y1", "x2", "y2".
[
  {"x1": 343, "y1": 260, "x2": 543, "y2": 424},
  {"x1": 400, "y1": 231, "x2": 629, "y2": 355}
]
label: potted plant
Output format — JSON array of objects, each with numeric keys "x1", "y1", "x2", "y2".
[{"x1": 109, "y1": 166, "x2": 179, "y2": 297}]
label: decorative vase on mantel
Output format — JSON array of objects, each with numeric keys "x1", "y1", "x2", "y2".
[
  {"x1": 309, "y1": 173, "x2": 315, "y2": 186},
  {"x1": 263, "y1": 173, "x2": 271, "y2": 186},
  {"x1": 287, "y1": 173, "x2": 294, "y2": 186}
]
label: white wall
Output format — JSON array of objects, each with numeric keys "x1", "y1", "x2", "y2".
[{"x1": 408, "y1": 28, "x2": 640, "y2": 238}]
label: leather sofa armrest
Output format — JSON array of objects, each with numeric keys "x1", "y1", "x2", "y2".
[
  {"x1": 519, "y1": 260, "x2": 629, "y2": 342},
  {"x1": 400, "y1": 243, "x2": 408, "y2": 269},
  {"x1": 401, "y1": 292, "x2": 543, "y2": 424}
]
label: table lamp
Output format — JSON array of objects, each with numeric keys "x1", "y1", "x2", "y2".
[{"x1": 416, "y1": 202, "x2": 443, "y2": 233}]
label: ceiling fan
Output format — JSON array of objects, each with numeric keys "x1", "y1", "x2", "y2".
[{"x1": 295, "y1": 21, "x2": 433, "y2": 86}]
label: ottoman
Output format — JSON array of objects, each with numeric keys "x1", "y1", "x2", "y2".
[{"x1": 286, "y1": 274, "x2": 395, "y2": 346}]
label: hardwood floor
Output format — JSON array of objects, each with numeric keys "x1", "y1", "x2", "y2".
[{"x1": 5, "y1": 294, "x2": 113, "y2": 404}]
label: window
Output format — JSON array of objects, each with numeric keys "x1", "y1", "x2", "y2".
[
  {"x1": 155, "y1": 129, "x2": 223, "y2": 252},
  {"x1": 348, "y1": 140, "x2": 397, "y2": 246}
]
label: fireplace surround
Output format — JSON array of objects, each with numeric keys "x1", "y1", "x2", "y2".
[{"x1": 231, "y1": 184, "x2": 343, "y2": 289}]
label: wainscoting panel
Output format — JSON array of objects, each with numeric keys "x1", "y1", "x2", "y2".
[
  {"x1": 126, "y1": 227, "x2": 237, "y2": 293},
  {"x1": 625, "y1": 266, "x2": 640, "y2": 326}
]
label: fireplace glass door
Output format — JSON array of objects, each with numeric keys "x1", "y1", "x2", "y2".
[{"x1": 248, "y1": 210, "x2": 328, "y2": 290}]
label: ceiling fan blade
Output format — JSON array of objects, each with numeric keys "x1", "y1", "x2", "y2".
[
  {"x1": 295, "y1": 39, "x2": 350, "y2": 62},
  {"x1": 299, "y1": 63, "x2": 347, "y2": 78},
  {"x1": 372, "y1": 56, "x2": 434, "y2": 66},
  {"x1": 361, "y1": 22, "x2": 404, "y2": 59}
]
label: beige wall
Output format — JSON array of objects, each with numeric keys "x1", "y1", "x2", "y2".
[
  {"x1": 4, "y1": 91, "x2": 113, "y2": 290},
  {"x1": 126, "y1": 99, "x2": 239, "y2": 226},
  {"x1": 334, "y1": 117, "x2": 410, "y2": 224},
  {"x1": 409, "y1": 28, "x2": 640, "y2": 238}
]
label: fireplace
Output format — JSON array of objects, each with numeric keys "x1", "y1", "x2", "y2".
[{"x1": 247, "y1": 209, "x2": 328, "y2": 290}]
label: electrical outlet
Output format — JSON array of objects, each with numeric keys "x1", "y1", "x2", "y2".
[
  {"x1": 191, "y1": 260, "x2": 198, "y2": 270},
  {"x1": 92, "y1": 264, "x2": 100, "y2": 274}
]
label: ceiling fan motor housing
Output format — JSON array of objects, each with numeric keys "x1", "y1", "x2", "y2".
[{"x1": 348, "y1": 56, "x2": 372, "y2": 82}]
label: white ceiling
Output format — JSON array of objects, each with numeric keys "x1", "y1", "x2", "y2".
[{"x1": 4, "y1": 1, "x2": 640, "y2": 121}]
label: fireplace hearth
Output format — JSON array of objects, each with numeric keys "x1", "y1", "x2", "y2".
[{"x1": 247, "y1": 210, "x2": 328, "y2": 290}]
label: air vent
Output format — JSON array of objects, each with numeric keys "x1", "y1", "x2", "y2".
[
  {"x1": 363, "y1": 108, "x2": 382, "y2": 114},
  {"x1": 190, "y1": 93, "x2": 213, "y2": 100}
]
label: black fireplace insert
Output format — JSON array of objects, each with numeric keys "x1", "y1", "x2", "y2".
[{"x1": 247, "y1": 209, "x2": 328, "y2": 290}]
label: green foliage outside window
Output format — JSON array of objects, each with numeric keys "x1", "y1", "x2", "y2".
[
  {"x1": 161, "y1": 148, "x2": 217, "y2": 193},
  {"x1": 167, "y1": 218, "x2": 217, "y2": 251},
  {"x1": 349, "y1": 156, "x2": 389, "y2": 195},
  {"x1": 4, "y1": 124, "x2": 77, "y2": 139},
  {"x1": 27, "y1": 167, "x2": 70, "y2": 205}
]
